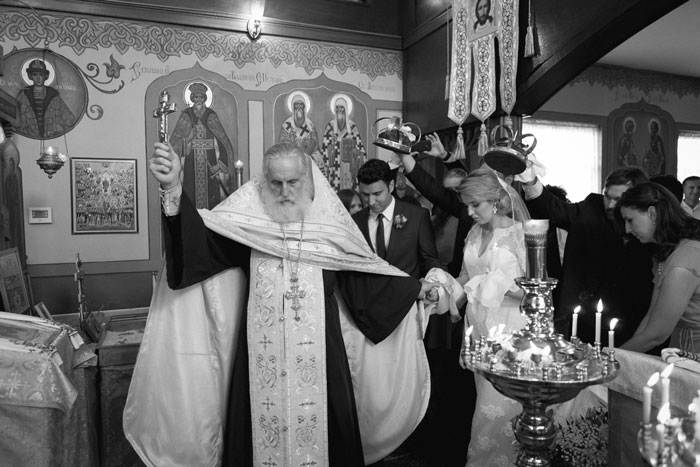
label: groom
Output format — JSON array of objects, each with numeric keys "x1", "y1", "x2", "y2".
[{"x1": 353, "y1": 158, "x2": 443, "y2": 280}]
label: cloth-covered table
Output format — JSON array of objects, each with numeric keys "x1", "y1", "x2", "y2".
[
  {"x1": 96, "y1": 312, "x2": 147, "y2": 467},
  {"x1": 604, "y1": 348, "x2": 700, "y2": 466},
  {"x1": 0, "y1": 311, "x2": 98, "y2": 467}
]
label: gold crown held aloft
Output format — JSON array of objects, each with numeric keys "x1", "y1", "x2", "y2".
[
  {"x1": 483, "y1": 124, "x2": 538, "y2": 176},
  {"x1": 372, "y1": 117, "x2": 421, "y2": 154}
]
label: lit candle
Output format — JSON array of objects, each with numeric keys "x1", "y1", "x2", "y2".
[
  {"x1": 657, "y1": 403, "x2": 671, "y2": 456},
  {"x1": 595, "y1": 299, "x2": 603, "y2": 343},
  {"x1": 464, "y1": 325, "x2": 474, "y2": 350},
  {"x1": 234, "y1": 160, "x2": 244, "y2": 190},
  {"x1": 572, "y1": 305, "x2": 580, "y2": 338},
  {"x1": 608, "y1": 318, "x2": 619, "y2": 349},
  {"x1": 660, "y1": 364, "x2": 674, "y2": 408},
  {"x1": 643, "y1": 372, "x2": 659, "y2": 425}
]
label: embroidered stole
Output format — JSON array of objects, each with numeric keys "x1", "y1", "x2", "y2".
[{"x1": 248, "y1": 250, "x2": 329, "y2": 467}]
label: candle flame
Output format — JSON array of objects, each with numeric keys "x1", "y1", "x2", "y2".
[
  {"x1": 646, "y1": 372, "x2": 660, "y2": 386},
  {"x1": 573, "y1": 305, "x2": 581, "y2": 315},
  {"x1": 465, "y1": 325, "x2": 474, "y2": 337},
  {"x1": 661, "y1": 363, "x2": 674, "y2": 379},
  {"x1": 657, "y1": 402, "x2": 671, "y2": 423},
  {"x1": 596, "y1": 299, "x2": 603, "y2": 313},
  {"x1": 609, "y1": 318, "x2": 619, "y2": 330},
  {"x1": 488, "y1": 326, "x2": 497, "y2": 337}
]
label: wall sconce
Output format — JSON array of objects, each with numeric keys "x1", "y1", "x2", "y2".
[
  {"x1": 247, "y1": 0, "x2": 265, "y2": 40},
  {"x1": 36, "y1": 145, "x2": 68, "y2": 179}
]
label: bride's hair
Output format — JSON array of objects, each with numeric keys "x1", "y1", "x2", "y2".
[{"x1": 443, "y1": 167, "x2": 512, "y2": 215}]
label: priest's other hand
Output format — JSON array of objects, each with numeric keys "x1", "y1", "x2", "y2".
[{"x1": 150, "y1": 142, "x2": 182, "y2": 190}]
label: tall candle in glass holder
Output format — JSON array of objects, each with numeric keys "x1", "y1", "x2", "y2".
[
  {"x1": 595, "y1": 299, "x2": 603, "y2": 344},
  {"x1": 234, "y1": 160, "x2": 244, "y2": 190},
  {"x1": 644, "y1": 372, "x2": 660, "y2": 425},
  {"x1": 523, "y1": 220, "x2": 549, "y2": 280}
]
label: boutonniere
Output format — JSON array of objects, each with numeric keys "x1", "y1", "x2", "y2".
[{"x1": 393, "y1": 214, "x2": 408, "y2": 230}]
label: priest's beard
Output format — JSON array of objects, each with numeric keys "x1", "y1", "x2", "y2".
[{"x1": 260, "y1": 181, "x2": 314, "y2": 224}]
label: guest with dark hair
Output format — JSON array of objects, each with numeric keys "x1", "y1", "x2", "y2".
[
  {"x1": 617, "y1": 182, "x2": 700, "y2": 353},
  {"x1": 337, "y1": 188, "x2": 362, "y2": 215},
  {"x1": 520, "y1": 165, "x2": 654, "y2": 347},
  {"x1": 650, "y1": 174, "x2": 683, "y2": 203}
]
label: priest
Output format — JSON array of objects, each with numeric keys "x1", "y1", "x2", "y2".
[{"x1": 124, "y1": 141, "x2": 437, "y2": 467}]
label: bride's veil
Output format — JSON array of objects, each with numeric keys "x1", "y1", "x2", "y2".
[{"x1": 494, "y1": 171, "x2": 531, "y2": 224}]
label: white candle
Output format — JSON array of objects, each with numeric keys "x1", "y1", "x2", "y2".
[
  {"x1": 644, "y1": 372, "x2": 659, "y2": 425},
  {"x1": 608, "y1": 318, "x2": 619, "y2": 349},
  {"x1": 595, "y1": 299, "x2": 603, "y2": 343},
  {"x1": 464, "y1": 325, "x2": 474, "y2": 350},
  {"x1": 572, "y1": 305, "x2": 580, "y2": 338},
  {"x1": 657, "y1": 403, "x2": 671, "y2": 456},
  {"x1": 656, "y1": 423, "x2": 665, "y2": 456},
  {"x1": 660, "y1": 364, "x2": 674, "y2": 408}
]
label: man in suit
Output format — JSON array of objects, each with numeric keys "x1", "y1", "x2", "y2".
[
  {"x1": 520, "y1": 165, "x2": 655, "y2": 349},
  {"x1": 354, "y1": 158, "x2": 443, "y2": 467},
  {"x1": 354, "y1": 158, "x2": 442, "y2": 279}
]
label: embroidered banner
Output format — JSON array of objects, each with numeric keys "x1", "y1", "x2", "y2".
[
  {"x1": 470, "y1": 34, "x2": 497, "y2": 123},
  {"x1": 448, "y1": 0, "x2": 521, "y2": 126},
  {"x1": 498, "y1": 0, "x2": 519, "y2": 115},
  {"x1": 448, "y1": 0, "x2": 471, "y2": 125}
]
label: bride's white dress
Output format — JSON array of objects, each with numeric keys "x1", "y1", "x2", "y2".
[{"x1": 459, "y1": 222, "x2": 527, "y2": 467}]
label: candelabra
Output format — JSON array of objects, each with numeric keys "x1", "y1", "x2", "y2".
[
  {"x1": 463, "y1": 220, "x2": 619, "y2": 467},
  {"x1": 638, "y1": 409, "x2": 700, "y2": 466}
]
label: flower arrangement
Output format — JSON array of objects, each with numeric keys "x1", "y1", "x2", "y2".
[
  {"x1": 393, "y1": 214, "x2": 408, "y2": 230},
  {"x1": 547, "y1": 406, "x2": 609, "y2": 467}
]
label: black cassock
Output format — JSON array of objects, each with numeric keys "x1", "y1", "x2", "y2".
[{"x1": 162, "y1": 193, "x2": 422, "y2": 466}]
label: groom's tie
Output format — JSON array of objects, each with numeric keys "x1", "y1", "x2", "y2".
[{"x1": 376, "y1": 213, "x2": 387, "y2": 259}]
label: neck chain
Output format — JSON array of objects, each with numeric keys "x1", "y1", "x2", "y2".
[
  {"x1": 657, "y1": 260, "x2": 665, "y2": 276},
  {"x1": 281, "y1": 220, "x2": 306, "y2": 322}
]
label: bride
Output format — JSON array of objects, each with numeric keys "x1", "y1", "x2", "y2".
[{"x1": 444, "y1": 167, "x2": 529, "y2": 466}]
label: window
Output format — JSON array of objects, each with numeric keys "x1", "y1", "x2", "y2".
[
  {"x1": 522, "y1": 119, "x2": 602, "y2": 202},
  {"x1": 677, "y1": 131, "x2": 700, "y2": 183}
]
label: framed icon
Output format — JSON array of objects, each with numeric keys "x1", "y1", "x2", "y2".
[{"x1": 70, "y1": 158, "x2": 138, "y2": 234}]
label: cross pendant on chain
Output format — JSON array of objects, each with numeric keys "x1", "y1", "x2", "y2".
[{"x1": 284, "y1": 274, "x2": 306, "y2": 321}]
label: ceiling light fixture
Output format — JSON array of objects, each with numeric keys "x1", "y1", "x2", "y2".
[{"x1": 247, "y1": 0, "x2": 266, "y2": 41}]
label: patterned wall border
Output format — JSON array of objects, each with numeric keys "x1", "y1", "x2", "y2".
[
  {"x1": 0, "y1": 10, "x2": 402, "y2": 81},
  {"x1": 572, "y1": 64, "x2": 700, "y2": 100}
]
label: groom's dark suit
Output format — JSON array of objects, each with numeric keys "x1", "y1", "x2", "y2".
[{"x1": 352, "y1": 198, "x2": 442, "y2": 280}]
